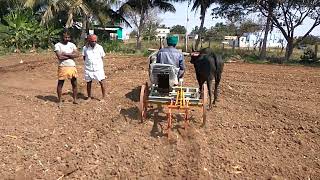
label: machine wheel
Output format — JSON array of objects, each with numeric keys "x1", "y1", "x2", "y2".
[
  {"x1": 139, "y1": 82, "x2": 149, "y2": 122},
  {"x1": 201, "y1": 83, "x2": 208, "y2": 125}
]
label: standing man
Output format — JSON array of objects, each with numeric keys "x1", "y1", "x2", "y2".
[
  {"x1": 54, "y1": 31, "x2": 79, "y2": 106},
  {"x1": 82, "y1": 34, "x2": 106, "y2": 101},
  {"x1": 156, "y1": 35, "x2": 185, "y2": 79}
]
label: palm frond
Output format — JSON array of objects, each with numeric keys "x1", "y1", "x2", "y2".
[{"x1": 153, "y1": 0, "x2": 176, "y2": 12}]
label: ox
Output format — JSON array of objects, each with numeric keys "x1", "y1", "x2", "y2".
[{"x1": 190, "y1": 48, "x2": 224, "y2": 108}]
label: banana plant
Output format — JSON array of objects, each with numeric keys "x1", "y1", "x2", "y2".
[
  {"x1": 0, "y1": 9, "x2": 33, "y2": 51},
  {"x1": 0, "y1": 8, "x2": 62, "y2": 51}
]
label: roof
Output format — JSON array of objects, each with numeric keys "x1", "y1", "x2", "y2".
[{"x1": 94, "y1": 26, "x2": 123, "y2": 31}]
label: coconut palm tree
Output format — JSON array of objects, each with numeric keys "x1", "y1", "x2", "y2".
[
  {"x1": 119, "y1": 0, "x2": 176, "y2": 49},
  {"x1": 191, "y1": 0, "x2": 215, "y2": 50},
  {"x1": 24, "y1": 0, "x2": 130, "y2": 40},
  {"x1": 24, "y1": 0, "x2": 90, "y2": 27}
]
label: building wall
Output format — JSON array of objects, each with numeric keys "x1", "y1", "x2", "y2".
[
  {"x1": 117, "y1": 28, "x2": 123, "y2": 40},
  {"x1": 156, "y1": 28, "x2": 170, "y2": 38},
  {"x1": 239, "y1": 29, "x2": 287, "y2": 48}
]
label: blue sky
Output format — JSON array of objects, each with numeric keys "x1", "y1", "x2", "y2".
[{"x1": 123, "y1": 1, "x2": 320, "y2": 37}]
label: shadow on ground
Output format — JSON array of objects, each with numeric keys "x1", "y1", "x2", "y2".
[
  {"x1": 125, "y1": 86, "x2": 141, "y2": 102},
  {"x1": 36, "y1": 92, "x2": 87, "y2": 103}
]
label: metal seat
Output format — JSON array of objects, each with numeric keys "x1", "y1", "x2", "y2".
[{"x1": 149, "y1": 63, "x2": 179, "y2": 92}]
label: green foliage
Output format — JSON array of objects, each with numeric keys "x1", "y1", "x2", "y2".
[
  {"x1": 102, "y1": 40, "x2": 136, "y2": 54},
  {"x1": 143, "y1": 21, "x2": 159, "y2": 41},
  {"x1": 300, "y1": 47, "x2": 317, "y2": 62},
  {"x1": 238, "y1": 20, "x2": 261, "y2": 35},
  {"x1": 142, "y1": 49, "x2": 153, "y2": 57},
  {"x1": 296, "y1": 35, "x2": 320, "y2": 45},
  {"x1": 0, "y1": 45, "x2": 9, "y2": 56},
  {"x1": 130, "y1": 30, "x2": 137, "y2": 38},
  {"x1": 170, "y1": 25, "x2": 186, "y2": 34},
  {"x1": 0, "y1": 9, "x2": 62, "y2": 51},
  {"x1": 0, "y1": 9, "x2": 34, "y2": 50},
  {"x1": 201, "y1": 22, "x2": 238, "y2": 41}
]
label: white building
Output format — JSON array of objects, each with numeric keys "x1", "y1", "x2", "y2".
[
  {"x1": 239, "y1": 29, "x2": 287, "y2": 48},
  {"x1": 156, "y1": 28, "x2": 170, "y2": 39},
  {"x1": 223, "y1": 36, "x2": 239, "y2": 46}
]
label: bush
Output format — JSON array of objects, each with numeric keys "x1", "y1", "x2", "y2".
[
  {"x1": 142, "y1": 49, "x2": 153, "y2": 57},
  {"x1": 102, "y1": 40, "x2": 136, "y2": 54},
  {"x1": 300, "y1": 47, "x2": 317, "y2": 63},
  {"x1": 0, "y1": 9, "x2": 62, "y2": 52},
  {"x1": 0, "y1": 46, "x2": 9, "y2": 56}
]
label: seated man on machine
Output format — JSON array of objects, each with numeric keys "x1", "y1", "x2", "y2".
[{"x1": 149, "y1": 35, "x2": 185, "y2": 92}]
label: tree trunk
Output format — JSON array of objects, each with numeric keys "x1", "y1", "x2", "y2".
[
  {"x1": 314, "y1": 44, "x2": 318, "y2": 61},
  {"x1": 259, "y1": 7, "x2": 272, "y2": 60},
  {"x1": 284, "y1": 38, "x2": 294, "y2": 63},
  {"x1": 195, "y1": 12, "x2": 205, "y2": 50},
  {"x1": 136, "y1": 9, "x2": 146, "y2": 49},
  {"x1": 81, "y1": 15, "x2": 88, "y2": 39},
  {"x1": 136, "y1": 33, "x2": 142, "y2": 49}
]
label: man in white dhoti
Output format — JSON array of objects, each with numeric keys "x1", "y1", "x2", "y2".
[{"x1": 82, "y1": 34, "x2": 106, "y2": 101}]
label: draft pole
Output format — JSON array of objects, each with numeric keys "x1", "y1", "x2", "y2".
[{"x1": 185, "y1": 1, "x2": 190, "y2": 52}]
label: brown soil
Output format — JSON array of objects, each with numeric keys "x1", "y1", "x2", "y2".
[{"x1": 0, "y1": 52, "x2": 319, "y2": 179}]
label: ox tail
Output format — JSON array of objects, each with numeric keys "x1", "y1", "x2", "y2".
[
  {"x1": 214, "y1": 54, "x2": 224, "y2": 83},
  {"x1": 212, "y1": 53, "x2": 224, "y2": 105}
]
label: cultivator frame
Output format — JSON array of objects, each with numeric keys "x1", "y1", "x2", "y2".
[{"x1": 139, "y1": 81, "x2": 208, "y2": 135}]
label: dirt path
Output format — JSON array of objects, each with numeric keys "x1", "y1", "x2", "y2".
[{"x1": 0, "y1": 52, "x2": 319, "y2": 179}]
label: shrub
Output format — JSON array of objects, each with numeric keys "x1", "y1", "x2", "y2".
[
  {"x1": 0, "y1": 9, "x2": 62, "y2": 51},
  {"x1": 300, "y1": 47, "x2": 317, "y2": 63},
  {"x1": 102, "y1": 40, "x2": 136, "y2": 54}
]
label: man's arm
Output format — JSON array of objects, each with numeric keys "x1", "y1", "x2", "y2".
[
  {"x1": 55, "y1": 51, "x2": 70, "y2": 61},
  {"x1": 54, "y1": 44, "x2": 70, "y2": 60},
  {"x1": 82, "y1": 46, "x2": 86, "y2": 61},
  {"x1": 178, "y1": 54, "x2": 185, "y2": 78},
  {"x1": 64, "y1": 49, "x2": 80, "y2": 59},
  {"x1": 156, "y1": 51, "x2": 161, "y2": 63},
  {"x1": 100, "y1": 46, "x2": 106, "y2": 58}
]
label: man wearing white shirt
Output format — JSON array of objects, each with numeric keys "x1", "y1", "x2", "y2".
[
  {"x1": 54, "y1": 32, "x2": 79, "y2": 106},
  {"x1": 82, "y1": 34, "x2": 106, "y2": 101}
]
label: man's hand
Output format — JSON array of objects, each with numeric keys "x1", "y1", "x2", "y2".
[
  {"x1": 55, "y1": 51, "x2": 70, "y2": 61},
  {"x1": 64, "y1": 50, "x2": 80, "y2": 59}
]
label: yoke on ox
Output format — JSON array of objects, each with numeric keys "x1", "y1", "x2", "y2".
[{"x1": 139, "y1": 63, "x2": 208, "y2": 134}]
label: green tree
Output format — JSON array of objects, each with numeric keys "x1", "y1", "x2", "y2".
[
  {"x1": 238, "y1": 20, "x2": 261, "y2": 36},
  {"x1": 191, "y1": 0, "x2": 215, "y2": 50},
  {"x1": 142, "y1": 10, "x2": 161, "y2": 41},
  {"x1": 190, "y1": 26, "x2": 199, "y2": 36},
  {"x1": 215, "y1": 0, "x2": 320, "y2": 62},
  {"x1": 297, "y1": 35, "x2": 320, "y2": 45},
  {"x1": 130, "y1": 30, "x2": 137, "y2": 38},
  {"x1": 0, "y1": 9, "x2": 61, "y2": 51},
  {"x1": 204, "y1": 23, "x2": 228, "y2": 41},
  {"x1": 119, "y1": 0, "x2": 175, "y2": 49},
  {"x1": 24, "y1": 0, "x2": 127, "y2": 40},
  {"x1": 170, "y1": 25, "x2": 186, "y2": 34},
  {"x1": 257, "y1": 0, "x2": 277, "y2": 60},
  {"x1": 260, "y1": 0, "x2": 320, "y2": 62},
  {"x1": 159, "y1": 24, "x2": 167, "y2": 28},
  {"x1": 213, "y1": 0, "x2": 272, "y2": 59}
]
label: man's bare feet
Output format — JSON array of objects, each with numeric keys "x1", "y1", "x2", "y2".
[
  {"x1": 86, "y1": 97, "x2": 92, "y2": 101},
  {"x1": 73, "y1": 100, "x2": 79, "y2": 104},
  {"x1": 58, "y1": 102, "x2": 63, "y2": 108}
]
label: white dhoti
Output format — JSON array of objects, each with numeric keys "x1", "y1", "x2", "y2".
[{"x1": 84, "y1": 69, "x2": 105, "y2": 82}]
